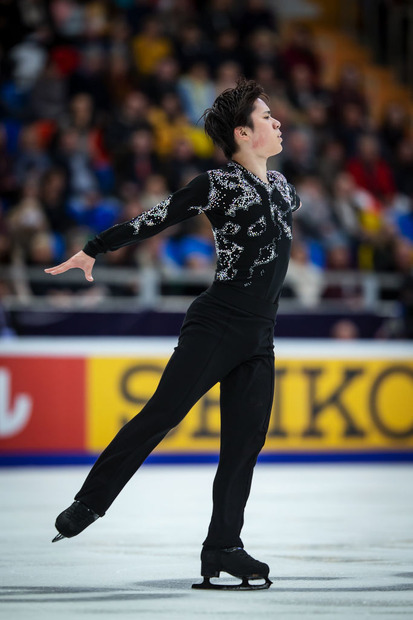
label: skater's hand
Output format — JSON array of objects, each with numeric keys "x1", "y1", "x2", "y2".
[{"x1": 44, "y1": 251, "x2": 95, "y2": 282}]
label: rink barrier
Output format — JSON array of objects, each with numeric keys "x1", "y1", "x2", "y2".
[{"x1": 1, "y1": 338, "x2": 412, "y2": 465}]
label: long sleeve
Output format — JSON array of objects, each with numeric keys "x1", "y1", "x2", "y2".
[
  {"x1": 288, "y1": 183, "x2": 301, "y2": 212},
  {"x1": 83, "y1": 173, "x2": 210, "y2": 258},
  {"x1": 267, "y1": 170, "x2": 301, "y2": 212}
]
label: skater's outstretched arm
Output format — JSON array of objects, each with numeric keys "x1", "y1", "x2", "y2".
[{"x1": 45, "y1": 172, "x2": 210, "y2": 279}]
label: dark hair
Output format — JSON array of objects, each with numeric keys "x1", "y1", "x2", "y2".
[{"x1": 203, "y1": 77, "x2": 268, "y2": 159}]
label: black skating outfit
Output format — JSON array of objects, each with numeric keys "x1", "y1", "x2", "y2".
[{"x1": 76, "y1": 160, "x2": 300, "y2": 550}]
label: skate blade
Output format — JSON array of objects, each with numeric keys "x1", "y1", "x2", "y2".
[
  {"x1": 192, "y1": 576, "x2": 272, "y2": 590},
  {"x1": 52, "y1": 533, "x2": 65, "y2": 543}
]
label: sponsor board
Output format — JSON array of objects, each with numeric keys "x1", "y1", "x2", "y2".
[
  {"x1": 87, "y1": 357, "x2": 413, "y2": 453},
  {"x1": 1, "y1": 345, "x2": 412, "y2": 455}
]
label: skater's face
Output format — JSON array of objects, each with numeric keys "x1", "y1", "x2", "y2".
[{"x1": 235, "y1": 98, "x2": 282, "y2": 157}]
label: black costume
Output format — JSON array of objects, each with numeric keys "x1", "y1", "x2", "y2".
[{"x1": 75, "y1": 160, "x2": 300, "y2": 550}]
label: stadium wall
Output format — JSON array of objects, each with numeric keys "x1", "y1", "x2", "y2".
[{"x1": 0, "y1": 338, "x2": 412, "y2": 465}]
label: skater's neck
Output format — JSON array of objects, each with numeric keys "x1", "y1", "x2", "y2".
[{"x1": 231, "y1": 153, "x2": 269, "y2": 185}]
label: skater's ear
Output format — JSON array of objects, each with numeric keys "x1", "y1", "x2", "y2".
[{"x1": 234, "y1": 125, "x2": 251, "y2": 145}]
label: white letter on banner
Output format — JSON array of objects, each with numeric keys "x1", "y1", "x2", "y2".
[{"x1": 0, "y1": 368, "x2": 32, "y2": 438}]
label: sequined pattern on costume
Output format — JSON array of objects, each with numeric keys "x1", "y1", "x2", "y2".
[
  {"x1": 206, "y1": 164, "x2": 294, "y2": 283},
  {"x1": 213, "y1": 221, "x2": 244, "y2": 281},
  {"x1": 270, "y1": 203, "x2": 292, "y2": 239},
  {"x1": 247, "y1": 216, "x2": 267, "y2": 237},
  {"x1": 220, "y1": 222, "x2": 241, "y2": 236},
  {"x1": 245, "y1": 239, "x2": 278, "y2": 286},
  {"x1": 208, "y1": 168, "x2": 262, "y2": 218},
  {"x1": 267, "y1": 170, "x2": 294, "y2": 205},
  {"x1": 130, "y1": 196, "x2": 172, "y2": 234}
]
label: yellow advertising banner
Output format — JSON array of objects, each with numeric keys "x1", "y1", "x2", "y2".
[{"x1": 86, "y1": 357, "x2": 413, "y2": 453}]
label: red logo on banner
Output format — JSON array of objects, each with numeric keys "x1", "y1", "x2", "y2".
[
  {"x1": 0, "y1": 367, "x2": 32, "y2": 438},
  {"x1": 0, "y1": 357, "x2": 86, "y2": 452}
]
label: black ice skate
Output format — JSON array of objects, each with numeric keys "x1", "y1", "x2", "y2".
[
  {"x1": 192, "y1": 547, "x2": 272, "y2": 590},
  {"x1": 52, "y1": 501, "x2": 100, "y2": 542}
]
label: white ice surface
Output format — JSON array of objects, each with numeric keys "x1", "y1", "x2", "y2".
[{"x1": 1, "y1": 464, "x2": 413, "y2": 619}]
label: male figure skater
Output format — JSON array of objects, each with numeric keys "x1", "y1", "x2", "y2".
[{"x1": 45, "y1": 78, "x2": 301, "y2": 590}]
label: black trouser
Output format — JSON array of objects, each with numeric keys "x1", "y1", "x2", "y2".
[{"x1": 75, "y1": 286, "x2": 276, "y2": 549}]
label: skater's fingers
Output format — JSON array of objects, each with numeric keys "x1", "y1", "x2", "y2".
[
  {"x1": 83, "y1": 267, "x2": 94, "y2": 282},
  {"x1": 44, "y1": 261, "x2": 71, "y2": 276}
]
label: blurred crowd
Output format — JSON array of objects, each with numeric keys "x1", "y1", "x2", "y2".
[{"x1": 0, "y1": 0, "x2": 412, "y2": 335}]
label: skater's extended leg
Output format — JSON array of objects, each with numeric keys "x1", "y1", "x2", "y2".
[
  {"x1": 54, "y1": 294, "x2": 246, "y2": 541},
  {"x1": 75, "y1": 315, "x2": 238, "y2": 514}
]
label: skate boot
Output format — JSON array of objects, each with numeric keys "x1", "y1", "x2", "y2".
[
  {"x1": 52, "y1": 501, "x2": 100, "y2": 542},
  {"x1": 192, "y1": 547, "x2": 272, "y2": 590}
]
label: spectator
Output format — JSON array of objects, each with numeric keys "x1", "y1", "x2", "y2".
[
  {"x1": 347, "y1": 134, "x2": 396, "y2": 203},
  {"x1": 284, "y1": 241, "x2": 324, "y2": 307},
  {"x1": 243, "y1": 29, "x2": 280, "y2": 80},
  {"x1": 30, "y1": 58, "x2": 68, "y2": 121},
  {"x1": 27, "y1": 230, "x2": 56, "y2": 268},
  {"x1": 8, "y1": 32, "x2": 48, "y2": 93},
  {"x1": 104, "y1": 91, "x2": 152, "y2": 157},
  {"x1": 15, "y1": 123, "x2": 50, "y2": 184},
  {"x1": 281, "y1": 23, "x2": 320, "y2": 85},
  {"x1": 143, "y1": 56, "x2": 181, "y2": 104},
  {"x1": 286, "y1": 63, "x2": 329, "y2": 112},
  {"x1": 104, "y1": 53, "x2": 139, "y2": 110},
  {"x1": 115, "y1": 127, "x2": 161, "y2": 189},
  {"x1": 281, "y1": 129, "x2": 317, "y2": 184},
  {"x1": 53, "y1": 127, "x2": 98, "y2": 198},
  {"x1": 50, "y1": 0, "x2": 86, "y2": 39},
  {"x1": 305, "y1": 100, "x2": 333, "y2": 156},
  {"x1": 329, "y1": 171, "x2": 374, "y2": 247},
  {"x1": 173, "y1": 22, "x2": 213, "y2": 72},
  {"x1": 238, "y1": 0, "x2": 278, "y2": 38},
  {"x1": 39, "y1": 168, "x2": 73, "y2": 234},
  {"x1": 164, "y1": 137, "x2": 203, "y2": 192},
  {"x1": 132, "y1": 15, "x2": 173, "y2": 76},
  {"x1": 178, "y1": 62, "x2": 216, "y2": 126},
  {"x1": 140, "y1": 174, "x2": 170, "y2": 212},
  {"x1": 331, "y1": 64, "x2": 368, "y2": 121},
  {"x1": 67, "y1": 189, "x2": 120, "y2": 233},
  {"x1": 215, "y1": 61, "x2": 241, "y2": 96},
  {"x1": 333, "y1": 102, "x2": 366, "y2": 158},
  {"x1": 330, "y1": 319, "x2": 360, "y2": 340},
  {"x1": 322, "y1": 242, "x2": 362, "y2": 304},
  {"x1": 317, "y1": 139, "x2": 346, "y2": 189},
  {"x1": 161, "y1": 214, "x2": 215, "y2": 270},
  {"x1": 252, "y1": 63, "x2": 282, "y2": 99},
  {"x1": 202, "y1": 0, "x2": 239, "y2": 39},
  {"x1": 68, "y1": 46, "x2": 110, "y2": 112},
  {"x1": 148, "y1": 91, "x2": 192, "y2": 157},
  {"x1": 107, "y1": 14, "x2": 132, "y2": 60},
  {"x1": 62, "y1": 93, "x2": 110, "y2": 182},
  {"x1": 211, "y1": 29, "x2": 242, "y2": 71},
  {"x1": 379, "y1": 102, "x2": 409, "y2": 162},
  {"x1": 294, "y1": 175, "x2": 342, "y2": 259}
]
